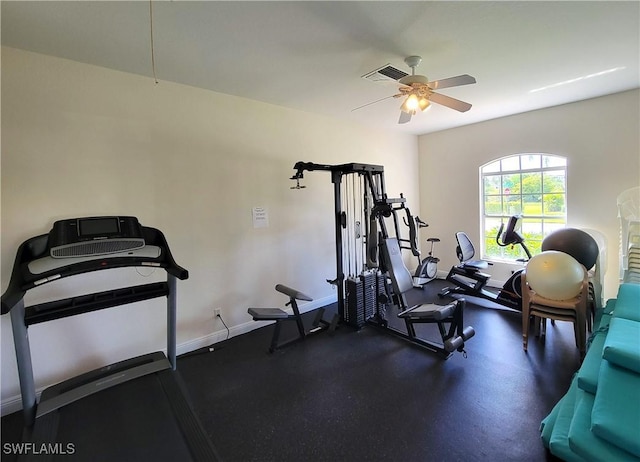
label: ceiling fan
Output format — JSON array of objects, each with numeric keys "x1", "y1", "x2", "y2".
[{"x1": 356, "y1": 56, "x2": 477, "y2": 124}]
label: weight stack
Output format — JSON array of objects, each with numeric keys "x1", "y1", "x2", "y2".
[
  {"x1": 345, "y1": 271, "x2": 379, "y2": 328},
  {"x1": 345, "y1": 277, "x2": 365, "y2": 328},
  {"x1": 361, "y1": 271, "x2": 377, "y2": 321},
  {"x1": 375, "y1": 272, "x2": 387, "y2": 321}
]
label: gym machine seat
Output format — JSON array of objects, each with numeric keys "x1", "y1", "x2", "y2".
[
  {"x1": 443, "y1": 231, "x2": 492, "y2": 293},
  {"x1": 248, "y1": 284, "x2": 338, "y2": 352},
  {"x1": 380, "y1": 237, "x2": 475, "y2": 357},
  {"x1": 1, "y1": 218, "x2": 220, "y2": 461}
]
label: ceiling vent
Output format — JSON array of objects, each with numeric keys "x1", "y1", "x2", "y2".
[{"x1": 362, "y1": 64, "x2": 408, "y2": 83}]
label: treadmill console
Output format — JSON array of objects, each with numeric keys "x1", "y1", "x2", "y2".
[{"x1": 49, "y1": 216, "x2": 145, "y2": 258}]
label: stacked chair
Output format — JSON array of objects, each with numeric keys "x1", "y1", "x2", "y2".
[
  {"x1": 529, "y1": 228, "x2": 601, "y2": 352},
  {"x1": 617, "y1": 186, "x2": 640, "y2": 284},
  {"x1": 521, "y1": 265, "x2": 590, "y2": 358},
  {"x1": 582, "y1": 228, "x2": 608, "y2": 314}
]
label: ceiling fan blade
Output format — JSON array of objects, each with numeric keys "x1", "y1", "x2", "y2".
[
  {"x1": 398, "y1": 111, "x2": 412, "y2": 124},
  {"x1": 428, "y1": 74, "x2": 476, "y2": 90},
  {"x1": 351, "y1": 94, "x2": 396, "y2": 112},
  {"x1": 429, "y1": 92, "x2": 472, "y2": 112}
]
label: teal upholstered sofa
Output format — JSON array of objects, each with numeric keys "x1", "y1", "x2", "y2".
[{"x1": 540, "y1": 283, "x2": 640, "y2": 461}]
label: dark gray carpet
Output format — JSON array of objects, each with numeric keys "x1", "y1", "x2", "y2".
[{"x1": 1, "y1": 279, "x2": 576, "y2": 461}]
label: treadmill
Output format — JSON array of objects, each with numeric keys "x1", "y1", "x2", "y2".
[{"x1": 1, "y1": 216, "x2": 220, "y2": 461}]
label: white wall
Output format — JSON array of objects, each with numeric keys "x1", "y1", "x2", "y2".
[
  {"x1": 0, "y1": 47, "x2": 420, "y2": 411},
  {"x1": 418, "y1": 89, "x2": 640, "y2": 300}
]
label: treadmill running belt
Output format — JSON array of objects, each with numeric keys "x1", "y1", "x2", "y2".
[{"x1": 29, "y1": 373, "x2": 204, "y2": 461}]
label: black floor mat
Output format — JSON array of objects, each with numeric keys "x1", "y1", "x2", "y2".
[{"x1": 2, "y1": 279, "x2": 573, "y2": 462}]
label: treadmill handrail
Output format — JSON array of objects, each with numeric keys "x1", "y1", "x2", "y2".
[{"x1": 1, "y1": 226, "x2": 188, "y2": 315}]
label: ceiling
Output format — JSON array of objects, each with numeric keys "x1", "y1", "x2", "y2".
[{"x1": 2, "y1": 1, "x2": 639, "y2": 135}]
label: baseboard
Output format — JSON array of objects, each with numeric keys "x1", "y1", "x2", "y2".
[
  {"x1": 176, "y1": 292, "x2": 337, "y2": 354},
  {"x1": 1, "y1": 293, "x2": 338, "y2": 417},
  {"x1": 1, "y1": 394, "x2": 26, "y2": 417}
]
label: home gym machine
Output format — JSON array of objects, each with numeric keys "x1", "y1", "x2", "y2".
[
  {"x1": 1, "y1": 216, "x2": 219, "y2": 461},
  {"x1": 439, "y1": 215, "x2": 532, "y2": 311},
  {"x1": 289, "y1": 161, "x2": 473, "y2": 358}
]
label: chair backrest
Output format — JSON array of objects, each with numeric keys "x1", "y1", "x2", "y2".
[
  {"x1": 456, "y1": 232, "x2": 476, "y2": 263},
  {"x1": 380, "y1": 238, "x2": 413, "y2": 309}
]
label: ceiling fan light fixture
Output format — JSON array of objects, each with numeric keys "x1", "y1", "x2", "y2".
[
  {"x1": 418, "y1": 97, "x2": 431, "y2": 111},
  {"x1": 357, "y1": 55, "x2": 476, "y2": 123},
  {"x1": 401, "y1": 93, "x2": 420, "y2": 113}
]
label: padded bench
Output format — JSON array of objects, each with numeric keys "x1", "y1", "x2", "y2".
[
  {"x1": 248, "y1": 284, "x2": 337, "y2": 352},
  {"x1": 540, "y1": 283, "x2": 640, "y2": 461}
]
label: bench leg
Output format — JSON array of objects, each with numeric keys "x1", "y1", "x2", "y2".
[{"x1": 269, "y1": 321, "x2": 283, "y2": 353}]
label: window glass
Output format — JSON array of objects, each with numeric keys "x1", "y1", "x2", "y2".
[
  {"x1": 521, "y1": 154, "x2": 541, "y2": 170},
  {"x1": 502, "y1": 173, "x2": 521, "y2": 194},
  {"x1": 480, "y1": 154, "x2": 567, "y2": 261},
  {"x1": 543, "y1": 193, "x2": 566, "y2": 215},
  {"x1": 543, "y1": 170, "x2": 566, "y2": 193},
  {"x1": 483, "y1": 175, "x2": 501, "y2": 195},
  {"x1": 504, "y1": 195, "x2": 522, "y2": 215},
  {"x1": 483, "y1": 161, "x2": 501, "y2": 173},
  {"x1": 522, "y1": 172, "x2": 542, "y2": 194},
  {"x1": 543, "y1": 156, "x2": 567, "y2": 168},
  {"x1": 522, "y1": 219, "x2": 543, "y2": 255},
  {"x1": 501, "y1": 156, "x2": 520, "y2": 172},
  {"x1": 484, "y1": 196, "x2": 502, "y2": 215}
]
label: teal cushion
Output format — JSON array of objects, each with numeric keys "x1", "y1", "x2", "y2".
[
  {"x1": 591, "y1": 361, "x2": 640, "y2": 457},
  {"x1": 603, "y1": 298, "x2": 617, "y2": 314},
  {"x1": 549, "y1": 379, "x2": 586, "y2": 461},
  {"x1": 541, "y1": 395, "x2": 562, "y2": 448},
  {"x1": 612, "y1": 284, "x2": 640, "y2": 322},
  {"x1": 603, "y1": 317, "x2": 640, "y2": 374},
  {"x1": 577, "y1": 331, "x2": 607, "y2": 394},
  {"x1": 594, "y1": 312, "x2": 613, "y2": 332},
  {"x1": 594, "y1": 301, "x2": 615, "y2": 328},
  {"x1": 568, "y1": 389, "x2": 640, "y2": 461}
]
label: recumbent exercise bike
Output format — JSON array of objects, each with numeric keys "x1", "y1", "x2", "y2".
[{"x1": 439, "y1": 215, "x2": 532, "y2": 311}]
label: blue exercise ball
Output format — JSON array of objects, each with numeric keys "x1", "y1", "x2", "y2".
[
  {"x1": 526, "y1": 251, "x2": 585, "y2": 300},
  {"x1": 541, "y1": 228, "x2": 599, "y2": 270}
]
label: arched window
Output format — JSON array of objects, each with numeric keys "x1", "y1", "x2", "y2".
[{"x1": 481, "y1": 153, "x2": 567, "y2": 261}]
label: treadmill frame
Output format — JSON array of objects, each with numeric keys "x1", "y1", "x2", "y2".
[{"x1": 2, "y1": 225, "x2": 185, "y2": 426}]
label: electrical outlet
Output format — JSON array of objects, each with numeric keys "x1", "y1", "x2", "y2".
[{"x1": 214, "y1": 308, "x2": 221, "y2": 318}]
